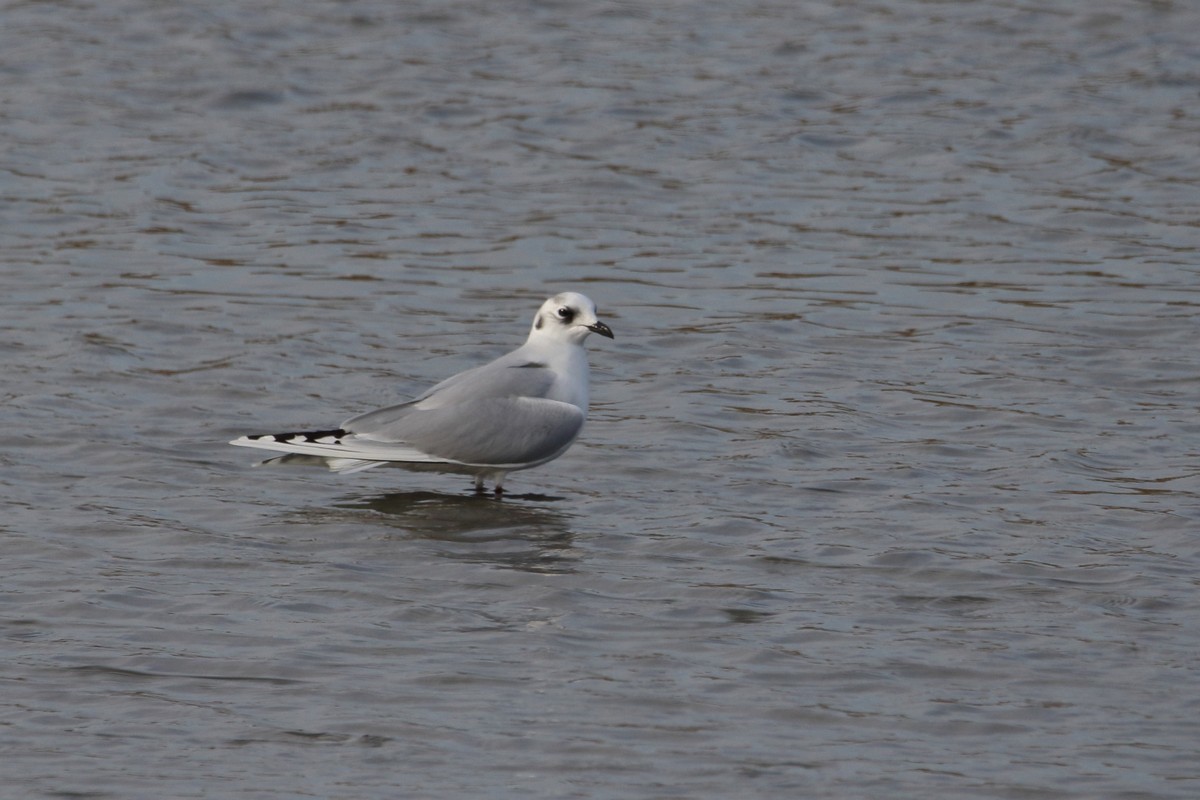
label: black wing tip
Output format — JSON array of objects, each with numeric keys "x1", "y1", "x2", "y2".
[{"x1": 247, "y1": 428, "x2": 348, "y2": 444}]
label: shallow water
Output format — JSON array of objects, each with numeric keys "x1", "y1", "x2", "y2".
[{"x1": 4, "y1": 1, "x2": 1199, "y2": 797}]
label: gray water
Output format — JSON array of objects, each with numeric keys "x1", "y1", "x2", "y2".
[{"x1": 4, "y1": 1, "x2": 1199, "y2": 798}]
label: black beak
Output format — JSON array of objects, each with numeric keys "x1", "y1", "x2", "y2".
[{"x1": 587, "y1": 321, "x2": 615, "y2": 339}]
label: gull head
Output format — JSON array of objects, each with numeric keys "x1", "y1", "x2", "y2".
[{"x1": 529, "y1": 292, "x2": 614, "y2": 345}]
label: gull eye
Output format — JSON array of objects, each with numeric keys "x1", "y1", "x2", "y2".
[{"x1": 556, "y1": 306, "x2": 575, "y2": 322}]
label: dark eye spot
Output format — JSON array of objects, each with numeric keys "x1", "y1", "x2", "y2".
[{"x1": 556, "y1": 306, "x2": 575, "y2": 322}]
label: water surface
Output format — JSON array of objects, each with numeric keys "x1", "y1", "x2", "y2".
[{"x1": 3, "y1": 1, "x2": 1199, "y2": 798}]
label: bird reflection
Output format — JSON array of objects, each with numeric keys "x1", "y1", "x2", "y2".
[{"x1": 331, "y1": 490, "x2": 577, "y2": 574}]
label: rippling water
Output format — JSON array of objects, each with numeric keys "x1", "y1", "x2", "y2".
[{"x1": 4, "y1": 1, "x2": 1199, "y2": 797}]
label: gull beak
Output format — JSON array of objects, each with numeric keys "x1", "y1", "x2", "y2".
[{"x1": 587, "y1": 321, "x2": 614, "y2": 339}]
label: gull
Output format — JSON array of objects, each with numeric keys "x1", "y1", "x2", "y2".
[{"x1": 230, "y1": 292, "x2": 614, "y2": 495}]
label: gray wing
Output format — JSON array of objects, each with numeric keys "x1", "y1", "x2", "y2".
[
  {"x1": 415, "y1": 356, "x2": 556, "y2": 407},
  {"x1": 343, "y1": 359, "x2": 555, "y2": 432},
  {"x1": 340, "y1": 360, "x2": 580, "y2": 466},
  {"x1": 414, "y1": 354, "x2": 546, "y2": 399},
  {"x1": 357, "y1": 397, "x2": 585, "y2": 466}
]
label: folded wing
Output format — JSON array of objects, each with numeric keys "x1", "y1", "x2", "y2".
[
  {"x1": 353, "y1": 396, "x2": 585, "y2": 466},
  {"x1": 232, "y1": 361, "x2": 584, "y2": 469}
]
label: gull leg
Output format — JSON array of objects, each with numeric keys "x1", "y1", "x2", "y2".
[{"x1": 474, "y1": 475, "x2": 486, "y2": 495}]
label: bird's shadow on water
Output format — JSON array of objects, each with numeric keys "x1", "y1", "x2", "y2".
[{"x1": 330, "y1": 490, "x2": 578, "y2": 573}]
